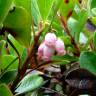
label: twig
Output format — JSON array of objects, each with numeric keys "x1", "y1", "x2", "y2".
[
  {"x1": 25, "y1": 61, "x2": 52, "y2": 75},
  {"x1": 69, "y1": 89, "x2": 78, "y2": 96},
  {"x1": 20, "y1": 26, "x2": 44, "y2": 76},
  {"x1": 57, "y1": 14, "x2": 80, "y2": 57},
  {"x1": 11, "y1": 26, "x2": 44, "y2": 92}
]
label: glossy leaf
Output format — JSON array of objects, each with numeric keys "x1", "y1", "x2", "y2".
[
  {"x1": 91, "y1": 8, "x2": 96, "y2": 16},
  {"x1": 0, "y1": 70, "x2": 17, "y2": 84},
  {"x1": 15, "y1": 74, "x2": 44, "y2": 95},
  {"x1": 67, "y1": 17, "x2": 78, "y2": 37},
  {"x1": 8, "y1": 35, "x2": 24, "y2": 56},
  {"x1": 93, "y1": 32, "x2": 96, "y2": 50},
  {"x1": 52, "y1": 55, "x2": 78, "y2": 62},
  {"x1": 0, "y1": 55, "x2": 18, "y2": 70},
  {"x1": 21, "y1": 48, "x2": 28, "y2": 66},
  {"x1": 14, "y1": 0, "x2": 32, "y2": 21},
  {"x1": 31, "y1": 0, "x2": 41, "y2": 25},
  {"x1": 0, "y1": 84, "x2": 13, "y2": 96},
  {"x1": 0, "y1": 0, "x2": 13, "y2": 28},
  {"x1": 14, "y1": 0, "x2": 31, "y2": 13},
  {"x1": 3, "y1": 7, "x2": 31, "y2": 47},
  {"x1": 60, "y1": 0, "x2": 76, "y2": 19},
  {"x1": 37, "y1": 0, "x2": 54, "y2": 21},
  {"x1": 79, "y1": 51, "x2": 96, "y2": 75},
  {"x1": 75, "y1": 10, "x2": 88, "y2": 42}
]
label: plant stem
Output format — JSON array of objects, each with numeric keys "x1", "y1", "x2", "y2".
[
  {"x1": 11, "y1": 26, "x2": 44, "y2": 92},
  {"x1": 57, "y1": 14, "x2": 80, "y2": 57},
  {"x1": 26, "y1": 61, "x2": 52, "y2": 75}
]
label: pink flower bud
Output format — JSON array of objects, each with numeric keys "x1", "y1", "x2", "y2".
[
  {"x1": 45, "y1": 33, "x2": 57, "y2": 47},
  {"x1": 43, "y1": 45, "x2": 55, "y2": 61},
  {"x1": 55, "y1": 38, "x2": 65, "y2": 56},
  {"x1": 37, "y1": 42, "x2": 45, "y2": 59}
]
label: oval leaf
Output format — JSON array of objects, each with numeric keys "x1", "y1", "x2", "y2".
[
  {"x1": 79, "y1": 51, "x2": 96, "y2": 75},
  {"x1": 0, "y1": 84, "x2": 13, "y2": 96},
  {"x1": 15, "y1": 74, "x2": 44, "y2": 95},
  {"x1": 3, "y1": 7, "x2": 31, "y2": 47}
]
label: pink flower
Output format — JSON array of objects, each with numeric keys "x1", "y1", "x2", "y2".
[
  {"x1": 45, "y1": 33, "x2": 57, "y2": 47},
  {"x1": 43, "y1": 45, "x2": 55, "y2": 61},
  {"x1": 55, "y1": 38, "x2": 65, "y2": 56},
  {"x1": 37, "y1": 42, "x2": 45, "y2": 59}
]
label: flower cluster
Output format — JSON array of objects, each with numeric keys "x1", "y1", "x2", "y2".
[{"x1": 37, "y1": 33, "x2": 66, "y2": 61}]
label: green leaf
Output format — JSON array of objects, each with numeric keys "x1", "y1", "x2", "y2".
[
  {"x1": 60, "y1": 0, "x2": 76, "y2": 19},
  {"x1": 31, "y1": 0, "x2": 41, "y2": 25},
  {"x1": 75, "y1": 10, "x2": 88, "y2": 42},
  {"x1": 14, "y1": 0, "x2": 31, "y2": 13},
  {"x1": 14, "y1": 0, "x2": 32, "y2": 21},
  {"x1": 0, "y1": 55, "x2": 18, "y2": 70},
  {"x1": 52, "y1": 55, "x2": 78, "y2": 63},
  {"x1": 0, "y1": 70, "x2": 17, "y2": 84},
  {"x1": 15, "y1": 74, "x2": 44, "y2": 95},
  {"x1": 0, "y1": 84, "x2": 13, "y2": 96},
  {"x1": 8, "y1": 35, "x2": 24, "y2": 56},
  {"x1": 93, "y1": 32, "x2": 96, "y2": 50},
  {"x1": 37, "y1": 0, "x2": 54, "y2": 21},
  {"x1": 0, "y1": 0, "x2": 13, "y2": 28},
  {"x1": 91, "y1": 0, "x2": 96, "y2": 8},
  {"x1": 90, "y1": 17, "x2": 96, "y2": 26},
  {"x1": 21, "y1": 48, "x2": 28, "y2": 66},
  {"x1": 79, "y1": 51, "x2": 96, "y2": 75},
  {"x1": 67, "y1": 17, "x2": 78, "y2": 37},
  {"x1": 3, "y1": 6, "x2": 31, "y2": 47},
  {"x1": 0, "y1": 40, "x2": 4, "y2": 56},
  {"x1": 91, "y1": 8, "x2": 96, "y2": 16}
]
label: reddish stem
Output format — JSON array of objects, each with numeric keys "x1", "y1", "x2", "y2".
[{"x1": 57, "y1": 14, "x2": 80, "y2": 57}]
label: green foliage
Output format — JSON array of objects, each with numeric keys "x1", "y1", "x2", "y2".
[
  {"x1": 52, "y1": 54, "x2": 78, "y2": 65},
  {"x1": 60, "y1": 0, "x2": 76, "y2": 19},
  {"x1": 0, "y1": 0, "x2": 13, "y2": 28},
  {"x1": 91, "y1": 8, "x2": 96, "y2": 16},
  {"x1": 93, "y1": 32, "x2": 96, "y2": 50},
  {"x1": 14, "y1": 0, "x2": 31, "y2": 14},
  {"x1": 0, "y1": 55, "x2": 18, "y2": 70},
  {"x1": 52, "y1": 54, "x2": 78, "y2": 62},
  {"x1": 74, "y1": 10, "x2": 88, "y2": 42},
  {"x1": 91, "y1": 0, "x2": 96, "y2": 8},
  {"x1": 3, "y1": 7, "x2": 31, "y2": 46},
  {"x1": 14, "y1": 0, "x2": 32, "y2": 24},
  {"x1": 37, "y1": 0, "x2": 54, "y2": 21},
  {"x1": 90, "y1": 17, "x2": 96, "y2": 26},
  {"x1": 15, "y1": 74, "x2": 44, "y2": 95},
  {"x1": 0, "y1": 84, "x2": 13, "y2": 96},
  {"x1": 31, "y1": 0, "x2": 41, "y2": 25},
  {"x1": 0, "y1": 0, "x2": 96, "y2": 95},
  {"x1": 79, "y1": 51, "x2": 96, "y2": 75},
  {"x1": 0, "y1": 40, "x2": 4, "y2": 55},
  {"x1": 21, "y1": 48, "x2": 28, "y2": 66},
  {"x1": 8, "y1": 35, "x2": 24, "y2": 56},
  {"x1": 0, "y1": 70, "x2": 17, "y2": 84}
]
